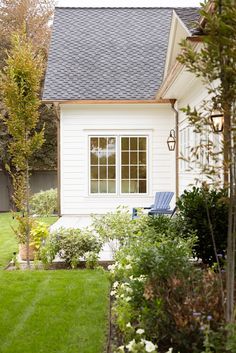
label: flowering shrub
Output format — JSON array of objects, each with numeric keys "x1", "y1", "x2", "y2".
[
  {"x1": 41, "y1": 227, "x2": 103, "y2": 268},
  {"x1": 108, "y1": 217, "x2": 225, "y2": 353}
]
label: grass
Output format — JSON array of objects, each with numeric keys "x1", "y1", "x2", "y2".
[
  {"x1": 0, "y1": 270, "x2": 109, "y2": 353},
  {"x1": 0, "y1": 213, "x2": 110, "y2": 353},
  {"x1": 0, "y1": 213, "x2": 57, "y2": 269}
]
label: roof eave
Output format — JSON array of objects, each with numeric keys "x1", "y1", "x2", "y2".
[{"x1": 42, "y1": 99, "x2": 175, "y2": 105}]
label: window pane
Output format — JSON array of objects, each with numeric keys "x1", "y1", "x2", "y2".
[
  {"x1": 91, "y1": 180, "x2": 98, "y2": 193},
  {"x1": 108, "y1": 152, "x2": 115, "y2": 164},
  {"x1": 139, "y1": 180, "x2": 146, "y2": 193},
  {"x1": 108, "y1": 180, "x2": 116, "y2": 193},
  {"x1": 139, "y1": 152, "x2": 146, "y2": 165},
  {"x1": 91, "y1": 152, "x2": 98, "y2": 165},
  {"x1": 130, "y1": 137, "x2": 137, "y2": 150},
  {"x1": 130, "y1": 180, "x2": 138, "y2": 193},
  {"x1": 91, "y1": 138, "x2": 98, "y2": 150},
  {"x1": 121, "y1": 136, "x2": 147, "y2": 194},
  {"x1": 130, "y1": 166, "x2": 137, "y2": 179},
  {"x1": 99, "y1": 181, "x2": 107, "y2": 193},
  {"x1": 130, "y1": 152, "x2": 137, "y2": 164},
  {"x1": 139, "y1": 166, "x2": 146, "y2": 179},
  {"x1": 122, "y1": 152, "x2": 129, "y2": 165},
  {"x1": 108, "y1": 166, "x2": 116, "y2": 179},
  {"x1": 98, "y1": 151, "x2": 107, "y2": 165},
  {"x1": 122, "y1": 137, "x2": 129, "y2": 150},
  {"x1": 122, "y1": 166, "x2": 129, "y2": 179},
  {"x1": 108, "y1": 137, "x2": 116, "y2": 150},
  {"x1": 90, "y1": 136, "x2": 116, "y2": 194},
  {"x1": 99, "y1": 137, "x2": 107, "y2": 151},
  {"x1": 121, "y1": 180, "x2": 129, "y2": 193},
  {"x1": 91, "y1": 166, "x2": 98, "y2": 179},
  {"x1": 99, "y1": 166, "x2": 107, "y2": 179},
  {"x1": 139, "y1": 138, "x2": 146, "y2": 150}
]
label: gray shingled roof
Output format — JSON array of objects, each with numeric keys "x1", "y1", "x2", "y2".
[
  {"x1": 175, "y1": 8, "x2": 200, "y2": 34},
  {"x1": 43, "y1": 7, "x2": 199, "y2": 101}
]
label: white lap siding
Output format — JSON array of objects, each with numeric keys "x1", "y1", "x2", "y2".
[{"x1": 60, "y1": 104, "x2": 176, "y2": 215}]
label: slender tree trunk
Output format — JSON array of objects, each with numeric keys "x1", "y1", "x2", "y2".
[
  {"x1": 225, "y1": 107, "x2": 235, "y2": 323},
  {"x1": 25, "y1": 150, "x2": 31, "y2": 268}
]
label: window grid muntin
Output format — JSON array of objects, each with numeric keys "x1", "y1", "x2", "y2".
[
  {"x1": 120, "y1": 136, "x2": 147, "y2": 194},
  {"x1": 90, "y1": 136, "x2": 116, "y2": 194}
]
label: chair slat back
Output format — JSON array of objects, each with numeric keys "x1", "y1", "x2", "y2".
[{"x1": 153, "y1": 192, "x2": 174, "y2": 210}]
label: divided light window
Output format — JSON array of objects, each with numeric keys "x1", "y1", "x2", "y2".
[
  {"x1": 89, "y1": 136, "x2": 147, "y2": 194},
  {"x1": 121, "y1": 137, "x2": 147, "y2": 194},
  {"x1": 90, "y1": 137, "x2": 116, "y2": 194}
]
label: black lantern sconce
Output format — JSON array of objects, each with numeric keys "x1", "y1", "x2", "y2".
[
  {"x1": 167, "y1": 129, "x2": 176, "y2": 151},
  {"x1": 210, "y1": 109, "x2": 224, "y2": 133}
]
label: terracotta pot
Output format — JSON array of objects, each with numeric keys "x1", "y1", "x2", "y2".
[{"x1": 19, "y1": 244, "x2": 36, "y2": 261}]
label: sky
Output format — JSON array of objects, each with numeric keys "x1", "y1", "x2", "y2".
[{"x1": 57, "y1": 0, "x2": 201, "y2": 7}]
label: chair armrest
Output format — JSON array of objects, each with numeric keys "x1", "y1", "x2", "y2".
[{"x1": 144, "y1": 204, "x2": 154, "y2": 210}]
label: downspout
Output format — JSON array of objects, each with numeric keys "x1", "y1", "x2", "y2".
[
  {"x1": 170, "y1": 99, "x2": 179, "y2": 199},
  {"x1": 53, "y1": 103, "x2": 61, "y2": 217}
]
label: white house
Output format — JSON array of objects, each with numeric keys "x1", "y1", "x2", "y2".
[{"x1": 43, "y1": 7, "x2": 203, "y2": 225}]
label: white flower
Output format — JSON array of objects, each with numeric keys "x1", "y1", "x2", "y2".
[
  {"x1": 110, "y1": 290, "x2": 116, "y2": 296},
  {"x1": 113, "y1": 281, "x2": 119, "y2": 289},
  {"x1": 166, "y1": 348, "x2": 173, "y2": 353},
  {"x1": 125, "y1": 296, "x2": 131, "y2": 302},
  {"x1": 126, "y1": 322, "x2": 132, "y2": 328},
  {"x1": 108, "y1": 264, "x2": 115, "y2": 271},
  {"x1": 126, "y1": 339, "x2": 136, "y2": 351},
  {"x1": 118, "y1": 345, "x2": 125, "y2": 352},
  {"x1": 125, "y1": 264, "x2": 132, "y2": 270},
  {"x1": 129, "y1": 275, "x2": 134, "y2": 280},
  {"x1": 142, "y1": 339, "x2": 156, "y2": 352},
  {"x1": 136, "y1": 328, "x2": 145, "y2": 335}
]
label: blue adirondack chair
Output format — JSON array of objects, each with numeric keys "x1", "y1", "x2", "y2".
[
  {"x1": 146, "y1": 191, "x2": 174, "y2": 216},
  {"x1": 132, "y1": 192, "x2": 176, "y2": 219}
]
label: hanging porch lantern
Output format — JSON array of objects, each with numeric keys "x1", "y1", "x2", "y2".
[
  {"x1": 210, "y1": 109, "x2": 224, "y2": 132},
  {"x1": 167, "y1": 129, "x2": 176, "y2": 151}
]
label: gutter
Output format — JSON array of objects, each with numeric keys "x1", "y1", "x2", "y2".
[
  {"x1": 170, "y1": 99, "x2": 179, "y2": 199},
  {"x1": 52, "y1": 102, "x2": 61, "y2": 217}
]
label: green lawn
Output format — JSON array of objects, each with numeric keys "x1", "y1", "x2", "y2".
[
  {"x1": 0, "y1": 213, "x2": 57, "y2": 268},
  {"x1": 0, "y1": 213, "x2": 110, "y2": 353}
]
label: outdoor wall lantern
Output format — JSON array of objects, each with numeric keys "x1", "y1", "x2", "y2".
[
  {"x1": 167, "y1": 129, "x2": 176, "y2": 151},
  {"x1": 210, "y1": 109, "x2": 224, "y2": 133}
]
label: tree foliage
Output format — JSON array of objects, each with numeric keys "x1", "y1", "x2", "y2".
[
  {"x1": 0, "y1": 0, "x2": 56, "y2": 183},
  {"x1": 0, "y1": 31, "x2": 44, "y2": 209},
  {"x1": 177, "y1": 0, "x2": 236, "y2": 323}
]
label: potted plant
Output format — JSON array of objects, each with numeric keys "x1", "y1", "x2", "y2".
[{"x1": 14, "y1": 214, "x2": 49, "y2": 261}]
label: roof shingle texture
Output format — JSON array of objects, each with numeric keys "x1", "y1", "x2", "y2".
[{"x1": 43, "y1": 7, "x2": 199, "y2": 101}]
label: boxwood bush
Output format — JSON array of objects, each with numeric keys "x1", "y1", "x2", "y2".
[
  {"x1": 30, "y1": 188, "x2": 58, "y2": 216},
  {"x1": 176, "y1": 186, "x2": 229, "y2": 265}
]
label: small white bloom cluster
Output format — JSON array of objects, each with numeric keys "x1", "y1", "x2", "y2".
[
  {"x1": 125, "y1": 338, "x2": 157, "y2": 352},
  {"x1": 165, "y1": 348, "x2": 173, "y2": 353},
  {"x1": 129, "y1": 274, "x2": 147, "y2": 283}
]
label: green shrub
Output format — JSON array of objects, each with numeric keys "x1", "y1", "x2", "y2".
[
  {"x1": 48, "y1": 228, "x2": 102, "y2": 268},
  {"x1": 30, "y1": 188, "x2": 58, "y2": 216},
  {"x1": 110, "y1": 226, "x2": 225, "y2": 353},
  {"x1": 176, "y1": 186, "x2": 228, "y2": 265}
]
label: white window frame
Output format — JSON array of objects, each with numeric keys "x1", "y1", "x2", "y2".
[
  {"x1": 88, "y1": 132, "x2": 149, "y2": 196},
  {"x1": 89, "y1": 135, "x2": 118, "y2": 195},
  {"x1": 119, "y1": 135, "x2": 148, "y2": 195}
]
